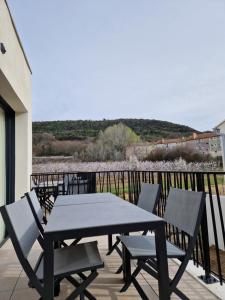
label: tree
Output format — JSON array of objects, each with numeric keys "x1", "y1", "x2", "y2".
[
  {"x1": 33, "y1": 133, "x2": 56, "y2": 156},
  {"x1": 86, "y1": 123, "x2": 140, "y2": 161}
]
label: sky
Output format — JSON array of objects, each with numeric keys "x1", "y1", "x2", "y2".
[{"x1": 7, "y1": 0, "x2": 225, "y2": 131}]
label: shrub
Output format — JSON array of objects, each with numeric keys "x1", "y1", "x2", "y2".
[
  {"x1": 33, "y1": 133, "x2": 87, "y2": 158},
  {"x1": 143, "y1": 146, "x2": 213, "y2": 163}
]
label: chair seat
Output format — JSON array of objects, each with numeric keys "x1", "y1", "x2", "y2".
[
  {"x1": 36, "y1": 241, "x2": 104, "y2": 279},
  {"x1": 119, "y1": 235, "x2": 185, "y2": 259}
]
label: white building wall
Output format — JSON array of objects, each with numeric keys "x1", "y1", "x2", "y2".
[
  {"x1": 0, "y1": 0, "x2": 32, "y2": 199},
  {"x1": 217, "y1": 122, "x2": 225, "y2": 134},
  {"x1": 206, "y1": 195, "x2": 225, "y2": 251}
]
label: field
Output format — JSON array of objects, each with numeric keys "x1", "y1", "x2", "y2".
[{"x1": 32, "y1": 157, "x2": 224, "y2": 196}]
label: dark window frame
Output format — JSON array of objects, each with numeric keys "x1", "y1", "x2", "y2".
[{"x1": 0, "y1": 95, "x2": 15, "y2": 245}]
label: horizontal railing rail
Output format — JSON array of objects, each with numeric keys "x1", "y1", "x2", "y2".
[{"x1": 31, "y1": 170, "x2": 225, "y2": 284}]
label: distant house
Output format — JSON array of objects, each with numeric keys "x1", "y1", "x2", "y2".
[
  {"x1": 0, "y1": 0, "x2": 32, "y2": 244},
  {"x1": 214, "y1": 120, "x2": 225, "y2": 171},
  {"x1": 154, "y1": 132, "x2": 221, "y2": 157},
  {"x1": 126, "y1": 132, "x2": 221, "y2": 160},
  {"x1": 214, "y1": 120, "x2": 225, "y2": 134},
  {"x1": 126, "y1": 143, "x2": 154, "y2": 160}
]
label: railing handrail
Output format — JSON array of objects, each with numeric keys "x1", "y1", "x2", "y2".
[{"x1": 31, "y1": 170, "x2": 225, "y2": 175}]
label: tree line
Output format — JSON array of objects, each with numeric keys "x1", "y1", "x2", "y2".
[
  {"x1": 33, "y1": 118, "x2": 198, "y2": 141},
  {"x1": 33, "y1": 122, "x2": 216, "y2": 164}
]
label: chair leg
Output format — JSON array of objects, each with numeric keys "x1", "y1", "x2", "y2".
[
  {"x1": 80, "y1": 293, "x2": 85, "y2": 300},
  {"x1": 142, "y1": 230, "x2": 148, "y2": 235},
  {"x1": 54, "y1": 280, "x2": 60, "y2": 297},
  {"x1": 70, "y1": 238, "x2": 82, "y2": 246},
  {"x1": 106, "y1": 238, "x2": 120, "y2": 255},
  {"x1": 78, "y1": 272, "x2": 87, "y2": 280},
  {"x1": 145, "y1": 260, "x2": 190, "y2": 300},
  {"x1": 66, "y1": 276, "x2": 96, "y2": 300},
  {"x1": 120, "y1": 263, "x2": 142, "y2": 292},
  {"x1": 60, "y1": 241, "x2": 69, "y2": 247},
  {"x1": 115, "y1": 264, "x2": 123, "y2": 274},
  {"x1": 66, "y1": 272, "x2": 98, "y2": 300},
  {"x1": 61, "y1": 238, "x2": 81, "y2": 247},
  {"x1": 115, "y1": 244, "x2": 122, "y2": 258},
  {"x1": 108, "y1": 235, "x2": 112, "y2": 253},
  {"x1": 132, "y1": 277, "x2": 149, "y2": 300},
  {"x1": 173, "y1": 287, "x2": 190, "y2": 300}
]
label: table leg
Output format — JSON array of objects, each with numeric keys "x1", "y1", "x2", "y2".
[
  {"x1": 155, "y1": 224, "x2": 170, "y2": 300},
  {"x1": 108, "y1": 234, "x2": 112, "y2": 252},
  {"x1": 122, "y1": 233, "x2": 131, "y2": 283},
  {"x1": 43, "y1": 239, "x2": 54, "y2": 300}
]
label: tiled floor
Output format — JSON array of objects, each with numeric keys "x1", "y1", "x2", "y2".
[{"x1": 0, "y1": 236, "x2": 219, "y2": 300}]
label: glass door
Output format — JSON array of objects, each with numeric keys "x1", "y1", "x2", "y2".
[{"x1": 0, "y1": 107, "x2": 6, "y2": 243}]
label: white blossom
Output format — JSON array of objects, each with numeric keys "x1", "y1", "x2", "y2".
[{"x1": 33, "y1": 158, "x2": 217, "y2": 173}]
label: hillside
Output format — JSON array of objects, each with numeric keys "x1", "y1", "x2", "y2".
[{"x1": 33, "y1": 119, "x2": 199, "y2": 141}]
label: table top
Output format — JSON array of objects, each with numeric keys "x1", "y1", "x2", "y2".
[
  {"x1": 44, "y1": 193, "x2": 164, "y2": 240},
  {"x1": 55, "y1": 192, "x2": 122, "y2": 206}
]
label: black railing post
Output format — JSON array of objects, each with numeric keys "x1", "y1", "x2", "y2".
[
  {"x1": 127, "y1": 171, "x2": 132, "y2": 203},
  {"x1": 91, "y1": 172, "x2": 96, "y2": 193},
  {"x1": 196, "y1": 173, "x2": 216, "y2": 283}
]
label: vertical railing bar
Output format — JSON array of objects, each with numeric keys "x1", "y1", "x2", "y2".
[
  {"x1": 122, "y1": 171, "x2": 125, "y2": 200},
  {"x1": 101, "y1": 172, "x2": 105, "y2": 193},
  {"x1": 207, "y1": 173, "x2": 223, "y2": 284},
  {"x1": 127, "y1": 171, "x2": 132, "y2": 203},
  {"x1": 109, "y1": 172, "x2": 112, "y2": 193},
  {"x1": 213, "y1": 174, "x2": 225, "y2": 248}
]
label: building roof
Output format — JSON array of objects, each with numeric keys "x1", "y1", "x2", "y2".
[{"x1": 154, "y1": 132, "x2": 219, "y2": 146}]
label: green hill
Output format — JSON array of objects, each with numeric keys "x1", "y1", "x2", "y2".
[{"x1": 33, "y1": 119, "x2": 199, "y2": 141}]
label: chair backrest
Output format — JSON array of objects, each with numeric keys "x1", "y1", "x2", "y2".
[
  {"x1": 0, "y1": 199, "x2": 40, "y2": 259},
  {"x1": 25, "y1": 190, "x2": 44, "y2": 233},
  {"x1": 164, "y1": 188, "x2": 205, "y2": 237},
  {"x1": 0, "y1": 199, "x2": 44, "y2": 295},
  {"x1": 137, "y1": 183, "x2": 161, "y2": 213}
]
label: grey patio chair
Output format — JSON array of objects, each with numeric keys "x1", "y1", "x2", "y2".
[
  {"x1": 25, "y1": 190, "x2": 81, "y2": 247},
  {"x1": 106, "y1": 183, "x2": 161, "y2": 270},
  {"x1": 119, "y1": 188, "x2": 205, "y2": 300},
  {"x1": 0, "y1": 198, "x2": 104, "y2": 300}
]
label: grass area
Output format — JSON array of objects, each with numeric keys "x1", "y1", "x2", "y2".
[
  {"x1": 95, "y1": 173, "x2": 225, "y2": 196},
  {"x1": 210, "y1": 246, "x2": 225, "y2": 281}
]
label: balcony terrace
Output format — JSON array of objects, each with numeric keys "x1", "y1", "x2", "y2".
[
  {"x1": 0, "y1": 237, "x2": 220, "y2": 300},
  {"x1": 0, "y1": 169, "x2": 224, "y2": 299}
]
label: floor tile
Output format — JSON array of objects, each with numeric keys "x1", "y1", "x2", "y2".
[{"x1": 0, "y1": 237, "x2": 219, "y2": 300}]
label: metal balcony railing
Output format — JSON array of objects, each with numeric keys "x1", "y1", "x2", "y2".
[{"x1": 31, "y1": 170, "x2": 225, "y2": 285}]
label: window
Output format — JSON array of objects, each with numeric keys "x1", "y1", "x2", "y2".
[
  {"x1": 0, "y1": 107, "x2": 6, "y2": 243},
  {"x1": 0, "y1": 96, "x2": 15, "y2": 245}
]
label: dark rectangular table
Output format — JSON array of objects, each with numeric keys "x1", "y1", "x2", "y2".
[
  {"x1": 43, "y1": 193, "x2": 170, "y2": 300},
  {"x1": 55, "y1": 193, "x2": 128, "y2": 252},
  {"x1": 55, "y1": 192, "x2": 121, "y2": 206}
]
